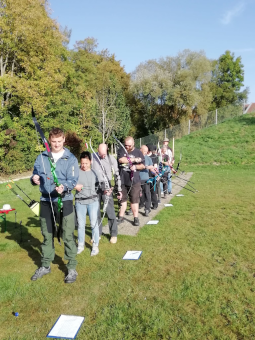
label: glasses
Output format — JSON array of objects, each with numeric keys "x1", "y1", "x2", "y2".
[{"x1": 124, "y1": 144, "x2": 132, "y2": 147}]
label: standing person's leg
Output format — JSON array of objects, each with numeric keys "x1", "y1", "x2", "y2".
[
  {"x1": 105, "y1": 194, "x2": 118, "y2": 242},
  {"x1": 31, "y1": 201, "x2": 56, "y2": 280},
  {"x1": 97, "y1": 190, "x2": 103, "y2": 236},
  {"x1": 130, "y1": 182, "x2": 141, "y2": 226},
  {"x1": 75, "y1": 201, "x2": 87, "y2": 253},
  {"x1": 62, "y1": 201, "x2": 78, "y2": 283},
  {"x1": 140, "y1": 180, "x2": 146, "y2": 208},
  {"x1": 157, "y1": 180, "x2": 161, "y2": 203},
  {"x1": 150, "y1": 180, "x2": 158, "y2": 209},
  {"x1": 167, "y1": 172, "x2": 172, "y2": 194},
  {"x1": 144, "y1": 182, "x2": 151, "y2": 214},
  {"x1": 87, "y1": 200, "x2": 100, "y2": 256},
  {"x1": 118, "y1": 185, "x2": 128, "y2": 221},
  {"x1": 162, "y1": 176, "x2": 168, "y2": 197}
]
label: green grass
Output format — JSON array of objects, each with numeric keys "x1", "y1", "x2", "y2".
[{"x1": 1, "y1": 113, "x2": 255, "y2": 339}]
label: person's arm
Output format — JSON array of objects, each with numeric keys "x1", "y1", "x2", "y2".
[
  {"x1": 112, "y1": 156, "x2": 122, "y2": 192},
  {"x1": 61, "y1": 156, "x2": 79, "y2": 193},
  {"x1": 30, "y1": 155, "x2": 41, "y2": 186}
]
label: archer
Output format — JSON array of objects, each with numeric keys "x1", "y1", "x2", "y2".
[{"x1": 30, "y1": 127, "x2": 79, "y2": 284}]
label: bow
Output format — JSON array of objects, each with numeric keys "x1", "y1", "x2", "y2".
[
  {"x1": 32, "y1": 108, "x2": 62, "y2": 243},
  {"x1": 89, "y1": 138, "x2": 110, "y2": 229}
]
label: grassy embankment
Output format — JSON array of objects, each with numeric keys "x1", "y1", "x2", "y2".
[{"x1": 0, "y1": 113, "x2": 255, "y2": 339}]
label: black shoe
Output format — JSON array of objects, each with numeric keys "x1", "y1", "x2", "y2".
[
  {"x1": 65, "y1": 269, "x2": 78, "y2": 283},
  {"x1": 158, "y1": 200, "x2": 161, "y2": 203},
  {"x1": 134, "y1": 217, "x2": 140, "y2": 226},
  {"x1": 145, "y1": 210, "x2": 150, "y2": 217},
  {"x1": 118, "y1": 217, "x2": 124, "y2": 224},
  {"x1": 31, "y1": 266, "x2": 51, "y2": 281},
  {"x1": 151, "y1": 205, "x2": 158, "y2": 210}
]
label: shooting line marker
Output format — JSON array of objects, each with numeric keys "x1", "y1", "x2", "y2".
[
  {"x1": 123, "y1": 251, "x2": 142, "y2": 260},
  {"x1": 147, "y1": 220, "x2": 159, "y2": 225},
  {"x1": 47, "y1": 315, "x2": 84, "y2": 339}
]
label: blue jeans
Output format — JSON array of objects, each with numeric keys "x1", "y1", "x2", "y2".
[{"x1": 75, "y1": 200, "x2": 99, "y2": 246}]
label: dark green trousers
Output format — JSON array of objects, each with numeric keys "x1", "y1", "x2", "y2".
[{"x1": 40, "y1": 200, "x2": 77, "y2": 270}]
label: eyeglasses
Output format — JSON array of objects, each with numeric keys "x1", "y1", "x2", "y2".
[{"x1": 124, "y1": 144, "x2": 132, "y2": 147}]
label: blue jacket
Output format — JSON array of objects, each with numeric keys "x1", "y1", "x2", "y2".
[{"x1": 31, "y1": 148, "x2": 79, "y2": 202}]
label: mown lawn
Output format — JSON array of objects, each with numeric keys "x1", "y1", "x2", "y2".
[{"x1": 0, "y1": 113, "x2": 255, "y2": 339}]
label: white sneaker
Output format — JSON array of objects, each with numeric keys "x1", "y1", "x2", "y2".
[
  {"x1": 77, "y1": 244, "x2": 84, "y2": 254},
  {"x1": 110, "y1": 236, "x2": 117, "y2": 244},
  {"x1": 91, "y1": 245, "x2": 99, "y2": 256}
]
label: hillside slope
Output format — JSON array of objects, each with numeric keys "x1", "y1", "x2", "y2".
[{"x1": 174, "y1": 112, "x2": 255, "y2": 166}]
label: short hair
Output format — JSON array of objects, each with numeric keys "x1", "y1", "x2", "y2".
[
  {"x1": 80, "y1": 151, "x2": 91, "y2": 161},
  {"x1": 49, "y1": 128, "x2": 65, "y2": 139}
]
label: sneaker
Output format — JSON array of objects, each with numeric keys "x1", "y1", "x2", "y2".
[
  {"x1": 151, "y1": 205, "x2": 158, "y2": 210},
  {"x1": 65, "y1": 269, "x2": 78, "y2": 284},
  {"x1": 91, "y1": 245, "x2": 99, "y2": 256},
  {"x1": 77, "y1": 246, "x2": 84, "y2": 254},
  {"x1": 31, "y1": 266, "x2": 51, "y2": 281},
  {"x1": 134, "y1": 217, "x2": 140, "y2": 226},
  {"x1": 110, "y1": 236, "x2": 117, "y2": 244}
]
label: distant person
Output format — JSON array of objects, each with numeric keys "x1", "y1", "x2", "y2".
[
  {"x1": 92, "y1": 143, "x2": 122, "y2": 244},
  {"x1": 160, "y1": 145, "x2": 170, "y2": 198},
  {"x1": 147, "y1": 145, "x2": 160, "y2": 209},
  {"x1": 139, "y1": 145, "x2": 155, "y2": 216},
  {"x1": 162, "y1": 138, "x2": 174, "y2": 194},
  {"x1": 75, "y1": 151, "x2": 100, "y2": 256},
  {"x1": 30, "y1": 127, "x2": 79, "y2": 284},
  {"x1": 117, "y1": 136, "x2": 145, "y2": 226}
]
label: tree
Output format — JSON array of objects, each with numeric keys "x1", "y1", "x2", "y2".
[
  {"x1": 130, "y1": 50, "x2": 212, "y2": 136},
  {"x1": 209, "y1": 50, "x2": 249, "y2": 110}
]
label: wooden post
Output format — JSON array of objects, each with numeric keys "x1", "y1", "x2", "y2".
[
  {"x1": 215, "y1": 109, "x2": 218, "y2": 125},
  {"x1": 172, "y1": 137, "x2": 175, "y2": 157}
]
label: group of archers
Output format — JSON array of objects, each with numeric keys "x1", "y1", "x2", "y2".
[{"x1": 30, "y1": 127, "x2": 175, "y2": 283}]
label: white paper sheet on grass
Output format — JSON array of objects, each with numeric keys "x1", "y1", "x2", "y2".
[
  {"x1": 176, "y1": 194, "x2": 184, "y2": 197},
  {"x1": 123, "y1": 251, "x2": 142, "y2": 260},
  {"x1": 47, "y1": 315, "x2": 84, "y2": 339},
  {"x1": 147, "y1": 220, "x2": 159, "y2": 225},
  {"x1": 164, "y1": 204, "x2": 173, "y2": 207}
]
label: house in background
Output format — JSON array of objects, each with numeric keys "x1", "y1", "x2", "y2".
[{"x1": 244, "y1": 103, "x2": 255, "y2": 113}]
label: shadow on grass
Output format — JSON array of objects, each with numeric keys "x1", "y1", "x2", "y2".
[{"x1": 4, "y1": 217, "x2": 66, "y2": 274}]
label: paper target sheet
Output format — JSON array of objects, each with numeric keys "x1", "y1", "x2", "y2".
[
  {"x1": 164, "y1": 204, "x2": 173, "y2": 207},
  {"x1": 147, "y1": 220, "x2": 159, "y2": 225},
  {"x1": 123, "y1": 251, "x2": 142, "y2": 260},
  {"x1": 47, "y1": 315, "x2": 84, "y2": 339},
  {"x1": 176, "y1": 194, "x2": 184, "y2": 197}
]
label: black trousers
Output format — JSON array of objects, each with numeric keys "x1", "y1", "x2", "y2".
[
  {"x1": 150, "y1": 178, "x2": 160, "y2": 207},
  {"x1": 140, "y1": 180, "x2": 151, "y2": 210},
  {"x1": 97, "y1": 189, "x2": 118, "y2": 237}
]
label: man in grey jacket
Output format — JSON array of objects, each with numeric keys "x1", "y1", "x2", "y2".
[{"x1": 92, "y1": 143, "x2": 122, "y2": 244}]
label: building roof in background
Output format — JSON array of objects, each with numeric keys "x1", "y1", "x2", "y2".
[{"x1": 244, "y1": 103, "x2": 255, "y2": 113}]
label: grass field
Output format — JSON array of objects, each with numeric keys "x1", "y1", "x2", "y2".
[{"x1": 0, "y1": 113, "x2": 255, "y2": 339}]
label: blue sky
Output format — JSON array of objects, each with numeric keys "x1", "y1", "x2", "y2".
[{"x1": 49, "y1": 0, "x2": 255, "y2": 102}]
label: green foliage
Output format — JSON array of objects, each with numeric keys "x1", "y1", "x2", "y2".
[
  {"x1": 209, "y1": 50, "x2": 248, "y2": 110},
  {"x1": 130, "y1": 50, "x2": 213, "y2": 137},
  {"x1": 0, "y1": 1, "x2": 131, "y2": 174}
]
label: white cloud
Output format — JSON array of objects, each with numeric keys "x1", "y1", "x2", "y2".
[{"x1": 221, "y1": 2, "x2": 246, "y2": 25}]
